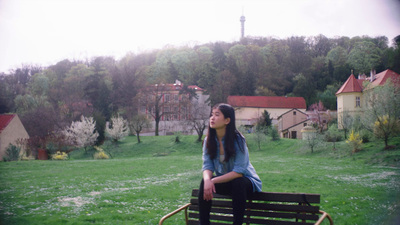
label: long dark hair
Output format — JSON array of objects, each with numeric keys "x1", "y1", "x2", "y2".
[{"x1": 206, "y1": 103, "x2": 245, "y2": 161}]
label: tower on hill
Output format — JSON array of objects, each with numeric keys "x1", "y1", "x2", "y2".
[{"x1": 240, "y1": 14, "x2": 246, "y2": 39}]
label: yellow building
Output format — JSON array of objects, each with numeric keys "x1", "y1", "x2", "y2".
[
  {"x1": 227, "y1": 96, "x2": 307, "y2": 127},
  {"x1": 336, "y1": 69, "x2": 400, "y2": 129}
]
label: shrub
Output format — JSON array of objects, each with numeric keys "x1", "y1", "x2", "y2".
[
  {"x1": 270, "y1": 126, "x2": 280, "y2": 141},
  {"x1": 324, "y1": 124, "x2": 343, "y2": 142},
  {"x1": 346, "y1": 130, "x2": 363, "y2": 153},
  {"x1": 51, "y1": 151, "x2": 68, "y2": 160},
  {"x1": 3, "y1": 144, "x2": 21, "y2": 162},
  {"x1": 93, "y1": 146, "x2": 109, "y2": 159},
  {"x1": 360, "y1": 129, "x2": 372, "y2": 143}
]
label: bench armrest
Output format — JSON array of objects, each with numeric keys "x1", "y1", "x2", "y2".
[
  {"x1": 159, "y1": 203, "x2": 191, "y2": 225},
  {"x1": 315, "y1": 210, "x2": 334, "y2": 225}
]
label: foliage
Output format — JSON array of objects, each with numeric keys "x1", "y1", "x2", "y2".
[
  {"x1": 51, "y1": 151, "x2": 68, "y2": 160},
  {"x1": 270, "y1": 126, "x2": 280, "y2": 141},
  {"x1": 1, "y1": 35, "x2": 399, "y2": 140},
  {"x1": 324, "y1": 124, "x2": 343, "y2": 142},
  {"x1": 63, "y1": 115, "x2": 99, "y2": 152},
  {"x1": 362, "y1": 79, "x2": 400, "y2": 147},
  {"x1": 93, "y1": 146, "x2": 110, "y2": 159},
  {"x1": 346, "y1": 130, "x2": 363, "y2": 153},
  {"x1": 373, "y1": 115, "x2": 400, "y2": 147},
  {"x1": 3, "y1": 144, "x2": 21, "y2": 162},
  {"x1": 303, "y1": 133, "x2": 322, "y2": 153},
  {"x1": 252, "y1": 128, "x2": 267, "y2": 150},
  {"x1": 105, "y1": 114, "x2": 129, "y2": 142},
  {"x1": 256, "y1": 110, "x2": 272, "y2": 133}
]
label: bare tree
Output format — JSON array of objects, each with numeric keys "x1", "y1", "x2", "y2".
[
  {"x1": 137, "y1": 83, "x2": 175, "y2": 136},
  {"x1": 184, "y1": 101, "x2": 210, "y2": 142},
  {"x1": 129, "y1": 114, "x2": 151, "y2": 143}
]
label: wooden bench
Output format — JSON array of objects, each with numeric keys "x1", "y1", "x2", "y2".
[{"x1": 159, "y1": 189, "x2": 333, "y2": 225}]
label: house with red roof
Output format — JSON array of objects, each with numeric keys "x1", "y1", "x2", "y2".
[
  {"x1": 227, "y1": 96, "x2": 307, "y2": 127},
  {"x1": 0, "y1": 114, "x2": 30, "y2": 160},
  {"x1": 336, "y1": 69, "x2": 400, "y2": 129}
]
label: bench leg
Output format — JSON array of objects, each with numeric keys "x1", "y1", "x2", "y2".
[
  {"x1": 316, "y1": 210, "x2": 333, "y2": 225},
  {"x1": 158, "y1": 203, "x2": 191, "y2": 225}
]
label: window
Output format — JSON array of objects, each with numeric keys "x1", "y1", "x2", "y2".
[
  {"x1": 165, "y1": 94, "x2": 170, "y2": 102},
  {"x1": 356, "y1": 96, "x2": 361, "y2": 107},
  {"x1": 293, "y1": 111, "x2": 296, "y2": 115},
  {"x1": 304, "y1": 123, "x2": 307, "y2": 127}
]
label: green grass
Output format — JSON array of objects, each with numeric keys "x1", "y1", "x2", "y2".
[{"x1": 0, "y1": 135, "x2": 399, "y2": 225}]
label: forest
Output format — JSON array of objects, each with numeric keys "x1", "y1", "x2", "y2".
[{"x1": 1, "y1": 34, "x2": 399, "y2": 142}]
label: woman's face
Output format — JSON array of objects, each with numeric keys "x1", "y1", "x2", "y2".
[{"x1": 210, "y1": 108, "x2": 230, "y2": 130}]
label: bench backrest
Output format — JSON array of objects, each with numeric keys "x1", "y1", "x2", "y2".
[{"x1": 188, "y1": 189, "x2": 322, "y2": 225}]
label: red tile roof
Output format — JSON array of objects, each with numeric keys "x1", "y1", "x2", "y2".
[
  {"x1": 228, "y1": 96, "x2": 306, "y2": 109},
  {"x1": 369, "y1": 69, "x2": 400, "y2": 88},
  {"x1": 336, "y1": 69, "x2": 400, "y2": 95},
  {"x1": 0, "y1": 114, "x2": 16, "y2": 134},
  {"x1": 335, "y1": 74, "x2": 363, "y2": 95}
]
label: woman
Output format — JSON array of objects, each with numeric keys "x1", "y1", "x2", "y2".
[{"x1": 199, "y1": 103, "x2": 262, "y2": 225}]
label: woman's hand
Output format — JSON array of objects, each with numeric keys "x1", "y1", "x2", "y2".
[
  {"x1": 203, "y1": 178, "x2": 215, "y2": 201},
  {"x1": 202, "y1": 170, "x2": 215, "y2": 201}
]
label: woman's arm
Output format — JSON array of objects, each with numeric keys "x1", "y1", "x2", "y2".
[{"x1": 211, "y1": 171, "x2": 243, "y2": 184}]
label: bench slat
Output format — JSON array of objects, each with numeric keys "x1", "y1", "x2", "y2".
[
  {"x1": 190, "y1": 199, "x2": 320, "y2": 214},
  {"x1": 192, "y1": 189, "x2": 320, "y2": 204}
]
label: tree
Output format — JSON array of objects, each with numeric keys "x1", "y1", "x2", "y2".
[
  {"x1": 252, "y1": 127, "x2": 267, "y2": 151},
  {"x1": 137, "y1": 82, "x2": 172, "y2": 136},
  {"x1": 129, "y1": 114, "x2": 151, "y2": 143},
  {"x1": 303, "y1": 132, "x2": 322, "y2": 153},
  {"x1": 347, "y1": 41, "x2": 382, "y2": 74},
  {"x1": 362, "y1": 80, "x2": 400, "y2": 148},
  {"x1": 105, "y1": 114, "x2": 129, "y2": 142},
  {"x1": 256, "y1": 110, "x2": 272, "y2": 133},
  {"x1": 308, "y1": 101, "x2": 331, "y2": 133},
  {"x1": 63, "y1": 116, "x2": 99, "y2": 152},
  {"x1": 184, "y1": 101, "x2": 210, "y2": 142}
]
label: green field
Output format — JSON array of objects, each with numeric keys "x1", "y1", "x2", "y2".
[{"x1": 1, "y1": 135, "x2": 399, "y2": 225}]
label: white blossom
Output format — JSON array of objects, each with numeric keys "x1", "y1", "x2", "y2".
[
  {"x1": 63, "y1": 115, "x2": 99, "y2": 150},
  {"x1": 105, "y1": 115, "x2": 129, "y2": 142}
]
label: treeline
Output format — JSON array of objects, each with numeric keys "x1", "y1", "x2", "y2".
[{"x1": 0, "y1": 34, "x2": 399, "y2": 140}]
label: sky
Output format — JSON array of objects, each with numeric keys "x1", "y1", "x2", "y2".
[{"x1": 0, "y1": 0, "x2": 399, "y2": 73}]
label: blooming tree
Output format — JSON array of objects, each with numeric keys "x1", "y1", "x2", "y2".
[
  {"x1": 105, "y1": 114, "x2": 129, "y2": 142},
  {"x1": 63, "y1": 115, "x2": 99, "y2": 151}
]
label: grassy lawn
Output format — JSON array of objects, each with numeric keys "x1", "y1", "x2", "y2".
[{"x1": 0, "y1": 135, "x2": 399, "y2": 225}]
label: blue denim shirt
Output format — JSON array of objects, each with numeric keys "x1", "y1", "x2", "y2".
[{"x1": 202, "y1": 136, "x2": 262, "y2": 192}]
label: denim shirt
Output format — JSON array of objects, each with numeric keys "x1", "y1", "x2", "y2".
[{"x1": 202, "y1": 136, "x2": 262, "y2": 192}]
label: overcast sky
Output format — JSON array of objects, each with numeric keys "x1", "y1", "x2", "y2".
[{"x1": 0, "y1": 0, "x2": 399, "y2": 73}]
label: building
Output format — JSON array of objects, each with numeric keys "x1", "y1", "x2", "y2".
[
  {"x1": 0, "y1": 114, "x2": 30, "y2": 160},
  {"x1": 336, "y1": 69, "x2": 400, "y2": 129},
  {"x1": 139, "y1": 80, "x2": 210, "y2": 135},
  {"x1": 277, "y1": 108, "x2": 309, "y2": 139},
  {"x1": 227, "y1": 96, "x2": 307, "y2": 127}
]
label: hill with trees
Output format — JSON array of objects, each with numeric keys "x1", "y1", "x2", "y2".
[{"x1": 0, "y1": 34, "x2": 399, "y2": 141}]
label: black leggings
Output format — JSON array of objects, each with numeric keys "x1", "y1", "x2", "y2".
[{"x1": 198, "y1": 177, "x2": 253, "y2": 225}]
